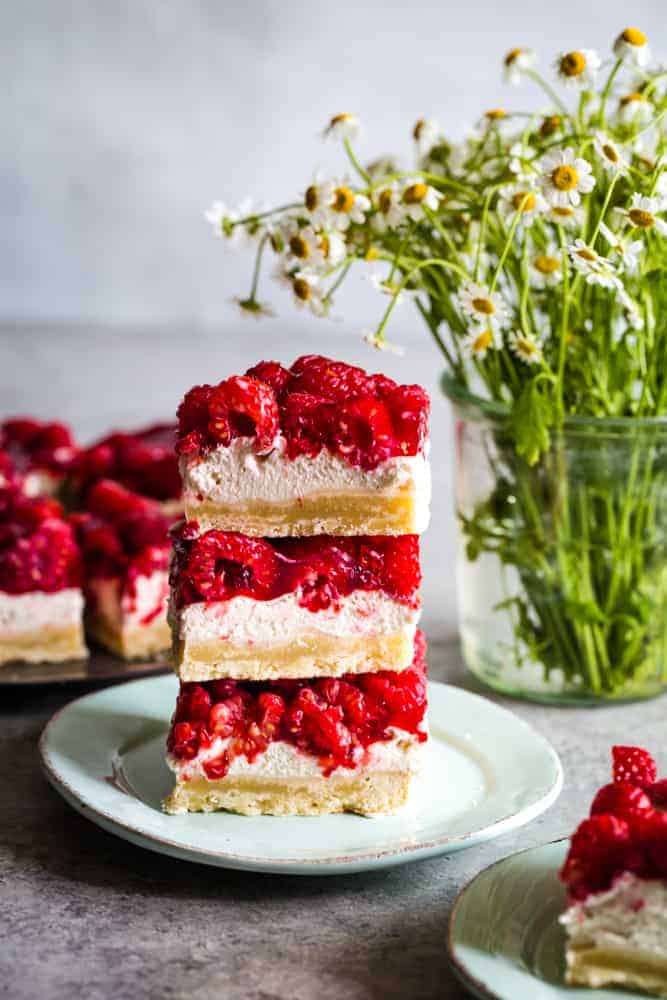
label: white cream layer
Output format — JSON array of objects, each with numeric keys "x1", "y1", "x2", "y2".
[
  {"x1": 561, "y1": 873, "x2": 667, "y2": 959},
  {"x1": 180, "y1": 434, "x2": 431, "y2": 518},
  {"x1": 174, "y1": 589, "x2": 419, "y2": 646},
  {"x1": 88, "y1": 571, "x2": 169, "y2": 629},
  {"x1": 169, "y1": 727, "x2": 424, "y2": 781},
  {"x1": 0, "y1": 588, "x2": 83, "y2": 636}
]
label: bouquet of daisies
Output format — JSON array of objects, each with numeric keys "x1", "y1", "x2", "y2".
[{"x1": 208, "y1": 27, "x2": 667, "y2": 699}]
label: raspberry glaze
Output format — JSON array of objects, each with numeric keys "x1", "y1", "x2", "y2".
[
  {"x1": 170, "y1": 524, "x2": 421, "y2": 611},
  {"x1": 72, "y1": 423, "x2": 180, "y2": 502},
  {"x1": 560, "y1": 746, "x2": 667, "y2": 902},
  {"x1": 0, "y1": 487, "x2": 82, "y2": 594},
  {"x1": 0, "y1": 418, "x2": 79, "y2": 478},
  {"x1": 168, "y1": 631, "x2": 428, "y2": 777},
  {"x1": 176, "y1": 355, "x2": 429, "y2": 472}
]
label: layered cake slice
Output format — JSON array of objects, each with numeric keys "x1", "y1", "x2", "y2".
[
  {"x1": 72, "y1": 480, "x2": 172, "y2": 659},
  {"x1": 0, "y1": 418, "x2": 79, "y2": 497},
  {"x1": 164, "y1": 631, "x2": 428, "y2": 816},
  {"x1": 70, "y1": 423, "x2": 181, "y2": 513},
  {"x1": 170, "y1": 525, "x2": 421, "y2": 680},
  {"x1": 176, "y1": 355, "x2": 430, "y2": 536},
  {"x1": 560, "y1": 745, "x2": 667, "y2": 996},
  {"x1": 0, "y1": 487, "x2": 87, "y2": 664}
]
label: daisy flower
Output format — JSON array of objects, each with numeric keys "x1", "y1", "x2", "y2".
[
  {"x1": 567, "y1": 240, "x2": 621, "y2": 289},
  {"x1": 594, "y1": 133, "x2": 629, "y2": 175},
  {"x1": 204, "y1": 199, "x2": 258, "y2": 245},
  {"x1": 509, "y1": 330, "x2": 543, "y2": 364},
  {"x1": 462, "y1": 327, "x2": 498, "y2": 359},
  {"x1": 457, "y1": 282, "x2": 510, "y2": 328},
  {"x1": 599, "y1": 222, "x2": 643, "y2": 274},
  {"x1": 231, "y1": 297, "x2": 275, "y2": 320},
  {"x1": 368, "y1": 272, "x2": 413, "y2": 305},
  {"x1": 554, "y1": 49, "x2": 601, "y2": 89},
  {"x1": 617, "y1": 193, "x2": 667, "y2": 236},
  {"x1": 290, "y1": 272, "x2": 327, "y2": 316},
  {"x1": 531, "y1": 246, "x2": 563, "y2": 287},
  {"x1": 498, "y1": 185, "x2": 547, "y2": 226},
  {"x1": 613, "y1": 27, "x2": 650, "y2": 67},
  {"x1": 372, "y1": 183, "x2": 406, "y2": 233},
  {"x1": 412, "y1": 118, "x2": 440, "y2": 150},
  {"x1": 363, "y1": 329, "x2": 405, "y2": 355},
  {"x1": 617, "y1": 92, "x2": 652, "y2": 125},
  {"x1": 400, "y1": 179, "x2": 440, "y2": 221},
  {"x1": 323, "y1": 113, "x2": 361, "y2": 142},
  {"x1": 503, "y1": 48, "x2": 536, "y2": 85},
  {"x1": 328, "y1": 183, "x2": 371, "y2": 230},
  {"x1": 540, "y1": 147, "x2": 596, "y2": 207},
  {"x1": 303, "y1": 179, "x2": 337, "y2": 229},
  {"x1": 539, "y1": 115, "x2": 563, "y2": 139},
  {"x1": 282, "y1": 221, "x2": 318, "y2": 267},
  {"x1": 545, "y1": 204, "x2": 584, "y2": 229},
  {"x1": 508, "y1": 142, "x2": 535, "y2": 181}
]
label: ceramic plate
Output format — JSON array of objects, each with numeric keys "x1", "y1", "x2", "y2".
[
  {"x1": 40, "y1": 675, "x2": 562, "y2": 875},
  {"x1": 448, "y1": 840, "x2": 651, "y2": 999},
  {"x1": 0, "y1": 647, "x2": 170, "y2": 686}
]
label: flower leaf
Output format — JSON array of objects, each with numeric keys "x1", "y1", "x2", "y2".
[{"x1": 511, "y1": 380, "x2": 555, "y2": 465}]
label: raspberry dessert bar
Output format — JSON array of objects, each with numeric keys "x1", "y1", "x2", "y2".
[
  {"x1": 0, "y1": 418, "x2": 79, "y2": 497},
  {"x1": 71, "y1": 423, "x2": 181, "y2": 513},
  {"x1": 0, "y1": 487, "x2": 87, "y2": 665},
  {"x1": 73, "y1": 480, "x2": 172, "y2": 659},
  {"x1": 176, "y1": 356, "x2": 430, "y2": 536},
  {"x1": 164, "y1": 631, "x2": 428, "y2": 816},
  {"x1": 170, "y1": 526, "x2": 421, "y2": 680},
  {"x1": 560, "y1": 745, "x2": 667, "y2": 996}
]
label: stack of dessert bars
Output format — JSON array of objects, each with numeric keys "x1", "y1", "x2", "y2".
[{"x1": 164, "y1": 355, "x2": 431, "y2": 816}]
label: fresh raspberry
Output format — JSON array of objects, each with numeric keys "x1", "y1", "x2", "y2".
[
  {"x1": 169, "y1": 721, "x2": 200, "y2": 760},
  {"x1": 281, "y1": 393, "x2": 334, "y2": 460},
  {"x1": 86, "y1": 479, "x2": 154, "y2": 520},
  {"x1": 1, "y1": 418, "x2": 78, "y2": 472},
  {"x1": 590, "y1": 782, "x2": 654, "y2": 823},
  {"x1": 177, "y1": 385, "x2": 214, "y2": 436},
  {"x1": 612, "y1": 746, "x2": 657, "y2": 788},
  {"x1": 208, "y1": 376, "x2": 279, "y2": 453},
  {"x1": 202, "y1": 754, "x2": 231, "y2": 780},
  {"x1": 289, "y1": 355, "x2": 376, "y2": 400},
  {"x1": 71, "y1": 513, "x2": 125, "y2": 577},
  {"x1": 0, "y1": 517, "x2": 82, "y2": 594},
  {"x1": 183, "y1": 684, "x2": 212, "y2": 722},
  {"x1": 372, "y1": 536, "x2": 421, "y2": 602},
  {"x1": 255, "y1": 692, "x2": 286, "y2": 737},
  {"x1": 648, "y1": 779, "x2": 667, "y2": 809},
  {"x1": 245, "y1": 361, "x2": 291, "y2": 398},
  {"x1": 385, "y1": 384, "x2": 430, "y2": 455},
  {"x1": 183, "y1": 531, "x2": 278, "y2": 601},
  {"x1": 560, "y1": 814, "x2": 636, "y2": 900},
  {"x1": 208, "y1": 694, "x2": 249, "y2": 737},
  {"x1": 0, "y1": 451, "x2": 16, "y2": 485},
  {"x1": 638, "y1": 810, "x2": 667, "y2": 876},
  {"x1": 111, "y1": 425, "x2": 180, "y2": 501},
  {"x1": 330, "y1": 398, "x2": 396, "y2": 470}
]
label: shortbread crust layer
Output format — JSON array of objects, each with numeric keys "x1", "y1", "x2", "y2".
[
  {"x1": 0, "y1": 624, "x2": 87, "y2": 665},
  {"x1": 565, "y1": 945, "x2": 667, "y2": 995},
  {"x1": 87, "y1": 616, "x2": 170, "y2": 660},
  {"x1": 185, "y1": 489, "x2": 428, "y2": 536},
  {"x1": 172, "y1": 629, "x2": 415, "y2": 681},
  {"x1": 163, "y1": 770, "x2": 411, "y2": 816}
]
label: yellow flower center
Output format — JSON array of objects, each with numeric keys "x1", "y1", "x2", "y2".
[
  {"x1": 551, "y1": 206, "x2": 575, "y2": 219},
  {"x1": 620, "y1": 92, "x2": 646, "y2": 106},
  {"x1": 329, "y1": 113, "x2": 354, "y2": 129},
  {"x1": 318, "y1": 234, "x2": 330, "y2": 258},
  {"x1": 473, "y1": 329, "x2": 493, "y2": 353},
  {"x1": 403, "y1": 183, "x2": 428, "y2": 205},
  {"x1": 293, "y1": 278, "x2": 311, "y2": 301},
  {"x1": 560, "y1": 51, "x2": 587, "y2": 77},
  {"x1": 621, "y1": 27, "x2": 647, "y2": 46},
  {"x1": 289, "y1": 235, "x2": 310, "y2": 260},
  {"x1": 472, "y1": 297, "x2": 495, "y2": 315},
  {"x1": 378, "y1": 189, "x2": 394, "y2": 214},
  {"x1": 331, "y1": 186, "x2": 355, "y2": 213},
  {"x1": 364, "y1": 246, "x2": 380, "y2": 261},
  {"x1": 576, "y1": 248, "x2": 597, "y2": 262},
  {"x1": 552, "y1": 164, "x2": 579, "y2": 191},
  {"x1": 516, "y1": 338, "x2": 538, "y2": 357},
  {"x1": 629, "y1": 208, "x2": 655, "y2": 229},
  {"x1": 485, "y1": 108, "x2": 506, "y2": 120},
  {"x1": 412, "y1": 119, "x2": 427, "y2": 141},
  {"x1": 504, "y1": 48, "x2": 523, "y2": 66},
  {"x1": 540, "y1": 115, "x2": 561, "y2": 137},
  {"x1": 534, "y1": 254, "x2": 560, "y2": 274},
  {"x1": 511, "y1": 191, "x2": 536, "y2": 212},
  {"x1": 602, "y1": 142, "x2": 619, "y2": 163},
  {"x1": 305, "y1": 185, "x2": 319, "y2": 211}
]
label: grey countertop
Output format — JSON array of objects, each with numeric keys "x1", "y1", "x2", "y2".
[{"x1": 3, "y1": 640, "x2": 666, "y2": 1000}]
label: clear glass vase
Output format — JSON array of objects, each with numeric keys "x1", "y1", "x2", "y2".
[{"x1": 444, "y1": 374, "x2": 667, "y2": 705}]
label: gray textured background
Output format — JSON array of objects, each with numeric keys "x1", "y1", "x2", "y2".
[{"x1": 2, "y1": 0, "x2": 666, "y2": 639}]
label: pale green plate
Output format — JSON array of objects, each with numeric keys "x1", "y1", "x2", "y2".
[
  {"x1": 40, "y1": 675, "x2": 562, "y2": 875},
  {"x1": 448, "y1": 840, "x2": 651, "y2": 999}
]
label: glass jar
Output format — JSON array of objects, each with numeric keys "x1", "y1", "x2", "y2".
[{"x1": 444, "y1": 374, "x2": 667, "y2": 704}]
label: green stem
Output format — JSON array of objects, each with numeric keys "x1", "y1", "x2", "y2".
[{"x1": 343, "y1": 139, "x2": 371, "y2": 185}]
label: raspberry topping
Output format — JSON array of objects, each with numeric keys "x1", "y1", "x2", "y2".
[
  {"x1": 0, "y1": 488, "x2": 82, "y2": 594},
  {"x1": 73, "y1": 423, "x2": 180, "y2": 502},
  {"x1": 561, "y1": 746, "x2": 666, "y2": 901},
  {"x1": 167, "y1": 632, "x2": 428, "y2": 776},
  {"x1": 170, "y1": 527, "x2": 421, "y2": 608},
  {"x1": 175, "y1": 356, "x2": 429, "y2": 470},
  {"x1": 612, "y1": 745, "x2": 658, "y2": 788},
  {"x1": 0, "y1": 418, "x2": 79, "y2": 476}
]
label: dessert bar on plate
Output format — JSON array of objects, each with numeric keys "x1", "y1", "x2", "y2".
[
  {"x1": 70, "y1": 422, "x2": 181, "y2": 514},
  {"x1": 176, "y1": 355, "x2": 430, "y2": 537},
  {"x1": 0, "y1": 417, "x2": 79, "y2": 497},
  {"x1": 169, "y1": 527, "x2": 421, "y2": 680},
  {"x1": 560, "y1": 745, "x2": 667, "y2": 996},
  {"x1": 73, "y1": 480, "x2": 172, "y2": 659},
  {"x1": 0, "y1": 487, "x2": 87, "y2": 665},
  {"x1": 164, "y1": 632, "x2": 428, "y2": 817}
]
